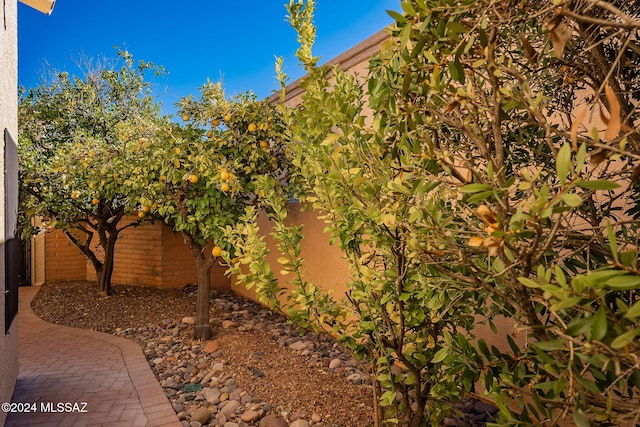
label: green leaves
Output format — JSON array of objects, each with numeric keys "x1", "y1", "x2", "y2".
[
  {"x1": 589, "y1": 306, "x2": 607, "y2": 342},
  {"x1": 19, "y1": 50, "x2": 165, "y2": 294},
  {"x1": 279, "y1": 0, "x2": 640, "y2": 425},
  {"x1": 575, "y1": 179, "x2": 620, "y2": 191},
  {"x1": 556, "y1": 143, "x2": 571, "y2": 185},
  {"x1": 448, "y1": 60, "x2": 465, "y2": 84}
]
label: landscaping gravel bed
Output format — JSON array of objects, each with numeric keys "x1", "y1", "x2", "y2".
[{"x1": 32, "y1": 281, "x2": 498, "y2": 427}]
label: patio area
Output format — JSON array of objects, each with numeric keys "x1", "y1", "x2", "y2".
[{"x1": 5, "y1": 285, "x2": 181, "y2": 427}]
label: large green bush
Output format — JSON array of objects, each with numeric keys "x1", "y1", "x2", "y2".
[{"x1": 231, "y1": 0, "x2": 640, "y2": 425}]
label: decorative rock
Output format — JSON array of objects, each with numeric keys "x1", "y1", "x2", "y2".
[
  {"x1": 222, "y1": 320, "x2": 236, "y2": 329},
  {"x1": 259, "y1": 415, "x2": 289, "y2": 427},
  {"x1": 217, "y1": 412, "x2": 228, "y2": 424},
  {"x1": 204, "y1": 340, "x2": 220, "y2": 354},
  {"x1": 328, "y1": 358, "x2": 342, "y2": 369},
  {"x1": 290, "y1": 420, "x2": 310, "y2": 427},
  {"x1": 229, "y1": 389, "x2": 242, "y2": 401},
  {"x1": 190, "y1": 407, "x2": 211, "y2": 424},
  {"x1": 241, "y1": 410, "x2": 260, "y2": 422},
  {"x1": 289, "y1": 341, "x2": 307, "y2": 351},
  {"x1": 164, "y1": 378, "x2": 180, "y2": 390},
  {"x1": 182, "y1": 316, "x2": 196, "y2": 325},
  {"x1": 311, "y1": 413, "x2": 322, "y2": 423},
  {"x1": 224, "y1": 423, "x2": 239, "y2": 427},
  {"x1": 221, "y1": 399, "x2": 241, "y2": 417},
  {"x1": 202, "y1": 387, "x2": 221, "y2": 404},
  {"x1": 290, "y1": 411, "x2": 306, "y2": 421}
]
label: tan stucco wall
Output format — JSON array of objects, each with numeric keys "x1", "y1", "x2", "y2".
[
  {"x1": 232, "y1": 204, "x2": 352, "y2": 303},
  {"x1": 1, "y1": 0, "x2": 20, "y2": 423},
  {"x1": 238, "y1": 29, "x2": 526, "y2": 355}
]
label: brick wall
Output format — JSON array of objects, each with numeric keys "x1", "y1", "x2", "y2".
[
  {"x1": 46, "y1": 216, "x2": 230, "y2": 290},
  {"x1": 44, "y1": 228, "x2": 87, "y2": 281},
  {"x1": 100, "y1": 219, "x2": 163, "y2": 287}
]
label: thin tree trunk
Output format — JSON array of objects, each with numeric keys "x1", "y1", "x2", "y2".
[
  {"x1": 97, "y1": 231, "x2": 118, "y2": 297},
  {"x1": 182, "y1": 232, "x2": 214, "y2": 340},
  {"x1": 62, "y1": 207, "x2": 124, "y2": 298},
  {"x1": 195, "y1": 258, "x2": 212, "y2": 340}
]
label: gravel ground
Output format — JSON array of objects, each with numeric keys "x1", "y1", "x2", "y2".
[
  {"x1": 31, "y1": 281, "x2": 499, "y2": 427},
  {"x1": 31, "y1": 281, "x2": 375, "y2": 427}
]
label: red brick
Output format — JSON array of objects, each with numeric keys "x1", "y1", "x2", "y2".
[{"x1": 43, "y1": 216, "x2": 231, "y2": 290}]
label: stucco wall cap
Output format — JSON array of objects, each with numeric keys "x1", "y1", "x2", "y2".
[{"x1": 269, "y1": 28, "x2": 390, "y2": 105}]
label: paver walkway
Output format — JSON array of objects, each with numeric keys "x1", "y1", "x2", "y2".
[{"x1": 5, "y1": 285, "x2": 181, "y2": 427}]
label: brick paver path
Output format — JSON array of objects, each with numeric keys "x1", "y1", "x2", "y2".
[{"x1": 5, "y1": 285, "x2": 181, "y2": 427}]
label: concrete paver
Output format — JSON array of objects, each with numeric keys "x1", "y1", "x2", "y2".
[{"x1": 5, "y1": 286, "x2": 181, "y2": 427}]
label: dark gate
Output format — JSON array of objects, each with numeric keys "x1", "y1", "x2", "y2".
[{"x1": 5, "y1": 128, "x2": 19, "y2": 333}]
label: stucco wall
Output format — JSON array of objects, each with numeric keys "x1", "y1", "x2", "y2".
[
  {"x1": 236, "y1": 29, "x2": 526, "y2": 354},
  {"x1": 235, "y1": 31, "x2": 385, "y2": 304},
  {"x1": 0, "y1": 0, "x2": 20, "y2": 423}
]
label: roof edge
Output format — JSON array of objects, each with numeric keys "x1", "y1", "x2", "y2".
[{"x1": 269, "y1": 28, "x2": 390, "y2": 104}]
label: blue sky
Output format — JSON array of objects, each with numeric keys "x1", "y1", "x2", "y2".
[{"x1": 18, "y1": 0, "x2": 397, "y2": 115}]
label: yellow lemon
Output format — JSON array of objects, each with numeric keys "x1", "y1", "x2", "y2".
[
  {"x1": 221, "y1": 182, "x2": 230, "y2": 192},
  {"x1": 188, "y1": 174, "x2": 198, "y2": 184},
  {"x1": 247, "y1": 123, "x2": 257, "y2": 133},
  {"x1": 211, "y1": 246, "x2": 223, "y2": 257},
  {"x1": 220, "y1": 169, "x2": 230, "y2": 181}
]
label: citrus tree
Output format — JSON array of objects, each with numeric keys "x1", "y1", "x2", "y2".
[
  {"x1": 234, "y1": 0, "x2": 640, "y2": 425},
  {"x1": 19, "y1": 51, "x2": 163, "y2": 296},
  {"x1": 136, "y1": 82, "x2": 288, "y2": 340},
  {"x1": 367, "y1": 1, "x2": 640, "y2": 425},
  {"x1": 229, "y1": 2, "x2": 480, "y2": 425}
]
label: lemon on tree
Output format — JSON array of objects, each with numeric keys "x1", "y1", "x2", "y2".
[
  {"x1": 212, "y1": 246, "x2": 223, "y2": 257},
  {"x1": 136, "y1": 81, "x2": 289, "y2": 340}
]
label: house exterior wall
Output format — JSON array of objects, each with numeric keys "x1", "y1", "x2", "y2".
[{"x1": 1, "y1": 0, "x2": 20, "y2": 423}]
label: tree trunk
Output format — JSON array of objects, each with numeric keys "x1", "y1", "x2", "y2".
[
  {"x1": 96, "y1": 231, "x2": 118, "y2": 297},
  {"x1": 62, "y1": 207, "x2": 124, "y2": 298},
  {"x1": 182, "y1": 232, "x2": 214, "y2": 340},
  {"x1": 195, "y1": 257, "x2": 212, "y2": 340}
]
